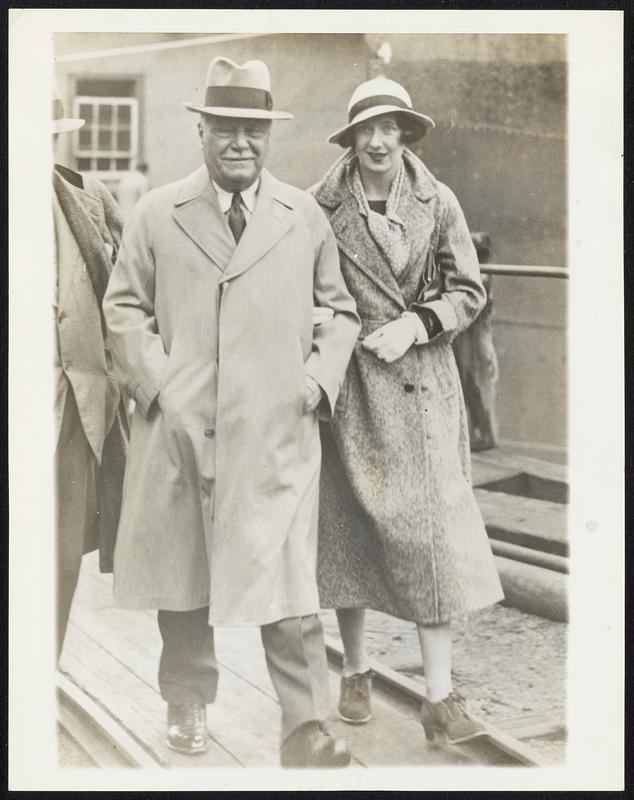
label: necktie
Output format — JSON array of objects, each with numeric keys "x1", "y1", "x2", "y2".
[{"x1": 228, "y1": 191, "x2": 246, "y2": 243}]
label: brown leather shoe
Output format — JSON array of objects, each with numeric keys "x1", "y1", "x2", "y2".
[
  {"x1": 166, "y1": 702, "x2": 209, "y2": 755},
  {"x1": 338, "y1": 670, "x2": 373, "y2": 724},
  {"x1": 420, "y1": 692, "x2": 487, "y2": 745},
  {"x1": 280, "y1": 720, "x2": 351, "y2": 768}
]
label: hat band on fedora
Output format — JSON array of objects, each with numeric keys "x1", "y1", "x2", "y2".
[
  {"x1": 348, "y1": 94, "x2": 409, "y2": 122},
  {"x1": 53, "y1": 97, "x2": 65, "y2": 120},
  {"x1": 204, "y1": 85, "x2": 273, "y2": 111}
]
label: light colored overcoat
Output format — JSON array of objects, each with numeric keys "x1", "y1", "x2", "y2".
[
  {"x1": 53, "y1": 167, "x2": 128, "y2": 572},
  {"x1": 103, "y1": 166, "x2": 360, "y2": 624},
  {"x1": 312, "y1": 150, "x2": 504, "y2": 624}
]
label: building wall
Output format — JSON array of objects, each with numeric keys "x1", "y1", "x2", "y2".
[
  {"x1": 54, "y1": 33, "x2": 369, "y2": 192},
  {"x1": 54, "y1": 32, "x2": 567, "y2": 449},
  {"x1": 376, "y1": 34, "x2": 567, "y2": 448}
]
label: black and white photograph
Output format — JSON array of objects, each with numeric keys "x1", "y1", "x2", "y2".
[{"x1": 8, "y1": 8, "x2": 623, "y2": 792}]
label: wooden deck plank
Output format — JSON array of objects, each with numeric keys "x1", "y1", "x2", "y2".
[
  {"x1": 57, "y1": 672, "x2": 156, "y2": 768},
  {"x1": 474, "y1": 489, "x2": 568, "y2": 555},
  {"x1": 69, "y1": 569, "x2": 283, "y2": 767},
  {"x1": 212, "y1": 618, "x2": 471, "y2": 767},
  {"x1": 60, "y1": 626, "x2": 237, "y2": 767},
  {"x1": 74, "y1": 559, "x2": 470, "y2": 767}
]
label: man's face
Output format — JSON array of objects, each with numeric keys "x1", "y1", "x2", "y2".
[{"x1": 198, "y1": 115, "x2": 271, "y2": 192}]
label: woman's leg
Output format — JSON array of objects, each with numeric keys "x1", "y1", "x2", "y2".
[
  {"x1": 416, "y1": 622, "x2": 453, "y2": 702},
  {"x1": 336, "y1": 608, "x2": 369, "y2": 676},
  {"x1": 417, "y1": 621, "x2": 485, "y2": 743},
  {"x1": 336, "y1": 608, "x2": 373, "y2": 724}
]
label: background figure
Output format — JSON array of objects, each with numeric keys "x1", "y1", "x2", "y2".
[
  {"x1": 313, "y1": 77, "x2": 503, "y2": 746},
  {"x1": 452, "y1": 232, "x2": 499, "y2": 451},
  {"x1": 52, "y1": 88, "x2": 128, "y2": 659},
  {"x1": 116, "y1": 161, "x2": 149, "y2": 222}
]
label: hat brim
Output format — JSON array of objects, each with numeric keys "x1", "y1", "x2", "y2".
[
  {"x1": 184, "y1": 102, "x2": 293, "y2": 120},
  {"x1": 52, "y1": 118, "x2": 85, "y2": 134},
  {"x1": 328, "y1": 106, "x2": 435, "y2": 146}
]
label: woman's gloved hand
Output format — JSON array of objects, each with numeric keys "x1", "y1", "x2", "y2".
[{"x1": 362, "y1": 315, "x2": 425, "y2": 363}]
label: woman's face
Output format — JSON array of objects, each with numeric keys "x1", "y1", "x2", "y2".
[{"x1": 353, "y1": 113, "x2": 404, "y2": 181}]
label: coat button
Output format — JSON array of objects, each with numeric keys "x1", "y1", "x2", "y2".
[
  {"x1": 403, "y1": 383, "x2": 415, "y2": 393},
  {"x1": 204, "y1": 428, "x2": 215, "y2": 439}
]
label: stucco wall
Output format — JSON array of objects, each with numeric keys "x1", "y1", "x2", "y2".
[{"x1": 54, "y1": 33, "x2": 369, "y2": 192}]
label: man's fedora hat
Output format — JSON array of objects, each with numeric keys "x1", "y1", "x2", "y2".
[
  {"x1": 52, "y1": 83, "x2": 85, "y2": 134},
  {"x1": 328, "y1": 77, "x2": 434, "y2": 147},
  {"x1": 184, "y1": 57, "x2": 293, "y2": 120}
]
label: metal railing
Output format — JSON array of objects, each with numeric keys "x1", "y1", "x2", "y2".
[{"x1": 480, "y1": 264, "x2": 568, "y2": 279}]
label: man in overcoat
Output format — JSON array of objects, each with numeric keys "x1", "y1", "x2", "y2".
[
  {"x1": 52, "y1": 90, "x2": 128, "y2": 658},
  {"x1": 103, "y1": 58, "x2": 360, "y2": 767}
]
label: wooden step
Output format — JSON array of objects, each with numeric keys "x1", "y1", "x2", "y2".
[
  {"x1": 474, "y1": 489, "x2": 568, "y2": 556},
  {"x1": 472, "y1": 449, "x2": 568, "y2": 504}
]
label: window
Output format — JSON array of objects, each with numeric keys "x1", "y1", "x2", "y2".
[{"x1": 73, "y1": 96, "x2": 138, "y2": 176}]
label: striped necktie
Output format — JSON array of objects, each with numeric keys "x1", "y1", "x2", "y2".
[{"x1": 228, "y1": 191, "x2": 246, "y2": 243}]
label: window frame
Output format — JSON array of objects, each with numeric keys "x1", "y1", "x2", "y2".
[{"x1": 72, "y1": 95, "x2": 139, "y2": 179}]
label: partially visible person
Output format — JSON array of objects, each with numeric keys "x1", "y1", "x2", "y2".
[
  {"x1": 452, "y1": 232, "x2": 499, "y2": 451},
  {"x1": 311, "y1": 77, "x2": 503, "y2": 745},
  {"x1": 117, "y1": 161, "x2": 149, "y2": 222},
  {"x1": 52, "y1": 86, "x2": 128, "y2": 658}
]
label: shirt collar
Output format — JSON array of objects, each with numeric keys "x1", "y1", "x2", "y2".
[{"x1": 212, "y1": 178, "x2": 260, "y2": 214}]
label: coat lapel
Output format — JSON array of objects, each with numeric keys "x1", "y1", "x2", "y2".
[
  {"x1": 53, "y1": 170, "x2": 113, "y2": 324},
  {"x1": 53, "y1": 190, "x2": 84, "y2": 313},
  {"x1": 392, "y1": 169, "x2": 438, "y2": 291},
  {"x1": 329, "y1": 196, "x2": 407, "y2": 310},
  {"x1": 223, "y1": 170, "x2": 295, "y2": 282},
  {"x1": 172, "y1": 166, "x2": 234, "y2": 273},
  {"x1": 313, "y1": 148, "x2": 441, "y2": 311}
]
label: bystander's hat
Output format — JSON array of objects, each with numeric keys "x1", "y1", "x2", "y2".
[
  {"x1": 52, "y1": 83, "x2": 85, "y2": 134},
  {"x1": 328, "y1": 77, "x2": 434, "y2": 147},
  {"x1": 184, "y1": 57, "x2": 293, "y2": 120}
]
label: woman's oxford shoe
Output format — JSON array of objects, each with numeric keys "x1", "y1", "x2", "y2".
[{"x1": 420, "y1": 692, "x2": 487, "y2": 745}]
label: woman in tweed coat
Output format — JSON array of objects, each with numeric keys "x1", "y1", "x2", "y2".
[{"x1": 311, "y1": 78, "x2": 503, "y2": 744}]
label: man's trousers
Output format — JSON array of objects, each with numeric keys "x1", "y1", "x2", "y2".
[
  {"x1": 55, "y1": 388, "x2": 99, "y2": 659},
  {"x1": 157, "y1": 607, "x2": 330, "y2": 742}
]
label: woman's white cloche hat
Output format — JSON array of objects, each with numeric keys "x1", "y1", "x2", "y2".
[
  {"x1": 328, "y1": 77, "x2": 435, "y2": 147},
  {"x1": 184, "y1": 57, "x2": 293, "y2": 120}
]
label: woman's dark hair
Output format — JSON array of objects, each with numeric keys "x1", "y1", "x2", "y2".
[
  {"x1": 397, "y1": 118, "x2": 422, "y2": 145},
  {"x1": 393, "y1": 112, "x2": 425, "y2": 144},
  {"x1": 347, "y1": 112, "x2": 423, "y2": 149}
]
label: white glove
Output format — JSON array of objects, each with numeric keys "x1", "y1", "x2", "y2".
[{"x1": 362, "y1": 315, "x2": 422, "y2": 363}]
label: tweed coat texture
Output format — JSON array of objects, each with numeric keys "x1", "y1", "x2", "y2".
[
  {"x1": 103, "y1": 166, "x2": 360, "y2": 624},
  {"x1": 53, "y1": 167, "x2": 128, "y2": 573},
  {"x1": 311, "y1": 150, "x2": 503, "y2": 624}
]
